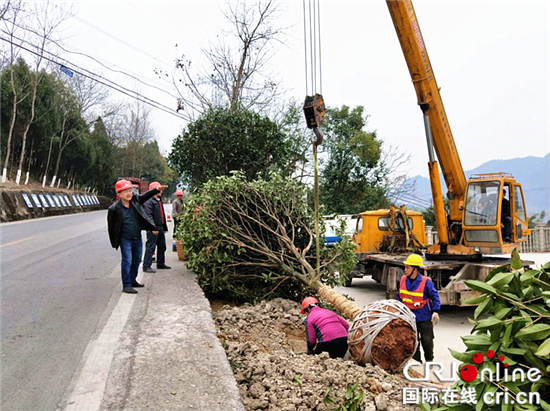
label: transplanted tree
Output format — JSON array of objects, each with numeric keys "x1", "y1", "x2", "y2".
[
  {"x1": 320, "y1": 105, "x2": 390, "y2": 214},
  {"x1": 169, "y1": 107, "x2": 298, "y2": 188}
]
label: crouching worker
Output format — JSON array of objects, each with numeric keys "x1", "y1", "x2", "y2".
[{"x1": 301, "y1": 297, "x2": 350, "y2": 359}]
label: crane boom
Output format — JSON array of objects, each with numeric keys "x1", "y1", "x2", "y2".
[{"x1": 386, "y1": 0, "x2": 466, "y2": 222}]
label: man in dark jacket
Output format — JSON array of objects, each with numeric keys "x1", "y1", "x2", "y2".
[
  {"x1": 107, "y1": 179, "x2": 167, "y2": 294},
  {"x1": 142, "y1": 181, "x2": 171, "y2": 272}
]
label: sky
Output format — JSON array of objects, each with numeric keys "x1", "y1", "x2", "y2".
[{"x1": 43, "y1": 0, "x2": 550, "y2": 178}]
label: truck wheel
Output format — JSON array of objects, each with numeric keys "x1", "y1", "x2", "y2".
[{"x1": 344, "y1": 276, "x2": 353, "y2": 287}]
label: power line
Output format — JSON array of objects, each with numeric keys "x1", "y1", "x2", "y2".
[
  {"x1": 6, "y1": 22, "x2": 179, "y2": 102},
  {"x1": 1, "y1": 36, "x2": 186, "y2": 121},
  {"x1": 51, "y1": 1, "x2": 175, "y2": 70}
]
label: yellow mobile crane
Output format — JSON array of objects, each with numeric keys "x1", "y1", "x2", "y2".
[
  {"x1": 387, "y1": 0, "x2": 530, "y2": 258},
  {"x1": 339, "y1": 0, "x2": 533, "y2": 305}
]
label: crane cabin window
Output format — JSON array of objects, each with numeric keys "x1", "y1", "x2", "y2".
[
  {"x1": 378, "y1": 217, "x2": 414, "y2": 231},
  {"x1": 465, "y1": 181, "x2": 501, "y2": 226},
  {"x1": 514, "y1": 186, "x2": 526, "y2": 222}
]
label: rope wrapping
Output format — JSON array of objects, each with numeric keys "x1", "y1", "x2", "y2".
[{"x1": 348, "y1": 299, "x2": 418, "y2": 371}]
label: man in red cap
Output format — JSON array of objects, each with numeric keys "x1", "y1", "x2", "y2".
[
  {"x1": 142, "y1": 182, "x2": 171, "y2": 272},
  {"x1": 171, "y1": 189, "x2": 185, "y2": 238},
  {"x1": 108, "y1": 179, "x2": 167, "y2": 293}
]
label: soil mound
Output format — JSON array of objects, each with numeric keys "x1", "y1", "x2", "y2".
[{"x1": 213, "y1": 298, "x2": 418, "y2": 410}]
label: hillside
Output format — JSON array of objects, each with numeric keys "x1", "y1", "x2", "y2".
[{"x1": 396, "y1": 153, "x2": 550, "y2": 216}]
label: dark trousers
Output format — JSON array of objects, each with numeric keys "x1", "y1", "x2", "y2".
[
  {"x1": 502, "y1": 216, "x2": 512, "y2": 240},
  {"x1": 120, "y1": 238, "x2": 142, "y2": 288},
  {"x1": 143, "y1": 229, "x2": 166, "y2": 268},
  {"x1": 413, "y1": 321, "x2": 434, "y2": 362},
  {"x1": 313, "y1": 337, "x2": 348, "y2": 359},
  {"x1": 173, "y1": 218, "x2": 179, "y2": 238}
]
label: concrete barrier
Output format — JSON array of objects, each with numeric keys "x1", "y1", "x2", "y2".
[{"x1": 0, "y1": 187, "x2": 111, "y2": 222}]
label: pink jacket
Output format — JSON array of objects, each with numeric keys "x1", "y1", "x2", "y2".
[{"x1": 304, "y1": 306, "x2": 349, "y2": 350}]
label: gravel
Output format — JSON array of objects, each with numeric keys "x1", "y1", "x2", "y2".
[{"x1": 213, "y1": 298, "x2": 419, "y2": 411}]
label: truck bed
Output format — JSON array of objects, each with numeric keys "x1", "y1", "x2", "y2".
[{"x1": 352, "y1": 252, "x2": 534, "y2": 306}]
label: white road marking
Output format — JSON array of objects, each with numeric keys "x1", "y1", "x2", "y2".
[{"x1": 66, "y1": 269, "x2": 143, "y2": 410}]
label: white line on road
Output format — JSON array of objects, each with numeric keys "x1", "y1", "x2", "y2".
[
  {"x1": 0, "y1": 235, "x2": 37, "y2": 248},
  {"x1": 66, "y1": 269, "x2": 142, "y2": 411}
]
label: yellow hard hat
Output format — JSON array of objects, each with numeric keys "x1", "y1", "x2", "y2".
[{"x1": 404, "y1": 254, "x2": 424, "y2": 267}]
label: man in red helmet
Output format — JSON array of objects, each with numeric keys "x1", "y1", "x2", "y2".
[
  {"x1": 301, "y1": 297, "x2": 350, "y2": 359},
  {"x1": 142, "y1": 182, "x2": 171, "y2": 272},
  {"x1": 108, "y1": 179, "x2": 167, "y2": 293},
  {"x1": 171, "y1": 189, "x2": 185, "y2": 238}
]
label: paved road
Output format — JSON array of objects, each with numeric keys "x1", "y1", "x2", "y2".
[{"x1": 1, "y1": 211, "x2": 122, "y2": 411}]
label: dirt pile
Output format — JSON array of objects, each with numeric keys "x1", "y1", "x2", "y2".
[{"x1": 213, "y1": 298, "x2": 418, "y2": 411}]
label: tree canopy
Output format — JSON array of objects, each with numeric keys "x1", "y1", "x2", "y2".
[
  {"x1": 169, "y1": 107, "x2": 300, "y2": 189},
  {"x1": 319, "y1": 105, "x2": 390, "y2": 214}
]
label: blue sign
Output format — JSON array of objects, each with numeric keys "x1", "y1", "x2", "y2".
[{"x1": 60, "y1": 65, "x2": 74, "y2": 78}]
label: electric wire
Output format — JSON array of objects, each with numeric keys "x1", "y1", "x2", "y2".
[
  {"x1": 50, "y1": 1, "x2": 175, "y2": 69},
  {"x1": 1, "y1": 37, "x2": 186, "y2": 120},
  {"x1": 5, "y1": 22, "x2": 179, "y2": 101}
]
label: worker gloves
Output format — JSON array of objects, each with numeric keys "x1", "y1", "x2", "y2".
[{"x1": 432, "y1": 312, "x2": 440, "y2": 326}]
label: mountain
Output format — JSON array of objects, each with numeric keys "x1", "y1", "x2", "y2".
[{"x1": 396, "y1": 153, "x2": 550, "y2": 216}]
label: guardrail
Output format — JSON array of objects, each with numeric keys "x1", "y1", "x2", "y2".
[{"x1": 425, "y1": 223, "x2": 550, "y2": 252}]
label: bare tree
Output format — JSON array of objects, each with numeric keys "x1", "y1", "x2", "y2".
[
  {"x1": 68, "y1": 73, "x2": 110, "y2": 126},
  {"x1": 1, "y1": 0, "x2": 27, "y2": 183},
  {"x1": 166, "y1": 0, "x2": 289, "y2": 121},
  {"x1": 120, "y1": 99, "x2": 155, "y2": 177},
  {"x1": 13, "y1": 0, "x2": 72, "y2": 184},
  {"x1": 50, "y1": 82, "x2": 80, "y2": 187}
]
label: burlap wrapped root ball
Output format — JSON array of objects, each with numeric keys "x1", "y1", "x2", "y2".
[{"x1": 348, "y1": 300, "x2": 418, "y2": 373}]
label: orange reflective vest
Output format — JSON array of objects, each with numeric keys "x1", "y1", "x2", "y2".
[{"x1": 399, "y1": 275, "x2": 430, "y2": 310}]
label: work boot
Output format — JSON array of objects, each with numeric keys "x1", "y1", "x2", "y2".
[
  {"x1": 157, "y1": 264, "x2": 171, "y2": 269},
  {"x1": 122, "y1": 287, "x2": 138, "y2": 294},
  {"x1": 132, "y1": 282, "x2": 145, "y2": 288}
]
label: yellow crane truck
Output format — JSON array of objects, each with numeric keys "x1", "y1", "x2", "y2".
[{"x1": 344, "y1": 0, "x2": 532, "y2": 306}]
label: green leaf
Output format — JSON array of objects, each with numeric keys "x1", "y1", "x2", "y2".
[
  {"x1": 464, "y1": 280, "x2": 497, "y2": 295},
  {"x1": 462, "y1": 334, "x2": 492, "y2": 351},
  {"x1": 474, "y1": 297, "x2": 493, "y2": 320},
  {"x1": 476, "y1": 317, "x2": 503, "y2": 330},
  {"x1": 464, "y1": 295, "x2": 490, "y2": 305},
  {"x1": 535, "y1": 338, "x2": 550, "y2": 357},
  {"x1": 520, "y1": 270, "x2": 540, "y2": 284},
  {"x1": 515, "y1": 323, "x2": 550, "y2": 341},
  {"x1": 487, "y1": 272, "x2": 514, "y2": 287},
  {"x1": 511, "y1": 248, "x2": 522, "y2": 270},
  {"x1": 449, "y1": 349, "x2": 475, "y2": 363},
  {"x1": 418, "y1": 402, "x2": 431, "y2": 411},
  {"x1": 541, "y1": 400, "x2": 550, "y2": 411},
  {"x1": 502, "y1": 324, "x2": 513, "y2": 347},
  {"x1": 495, "y1": 307, "x2": 513, "y2": 320}
]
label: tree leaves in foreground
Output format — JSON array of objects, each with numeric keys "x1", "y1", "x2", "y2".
[
  {"x1": 428, "y1": 250, "x2": 550, "y2": 411},
  {"x1": 176, "y1": 172, "x2": 357, "y2": 302}
]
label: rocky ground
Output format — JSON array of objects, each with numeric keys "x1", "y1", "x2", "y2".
[{"x1": 213, "y1": 298, "x2": 420, "y2": 411}]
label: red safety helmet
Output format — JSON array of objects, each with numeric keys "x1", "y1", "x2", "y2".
[
  {"x1": 149, "y1": 181, "x2": 161, "y2": 190},
  {"x1": 115, "y1": 179, "x2": 133, "y2": 193},
  {"x1": 301, "y1": 297, "x2": 319, "y2": 314},
  {"x1": 175, "y1": 189, "x2": 184, "y2": 197}
]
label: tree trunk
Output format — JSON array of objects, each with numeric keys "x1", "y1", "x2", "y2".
[
  {"x1": 16, "y1": 71, "x2": 39, "y2": 184},
  {"x1": 2, "y1": 67, "x2": 19, "y2": 183}
]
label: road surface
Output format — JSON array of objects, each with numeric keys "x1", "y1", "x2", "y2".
[{"x1": 1, "y1": 211, "x2": 122, "y2": 411}]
